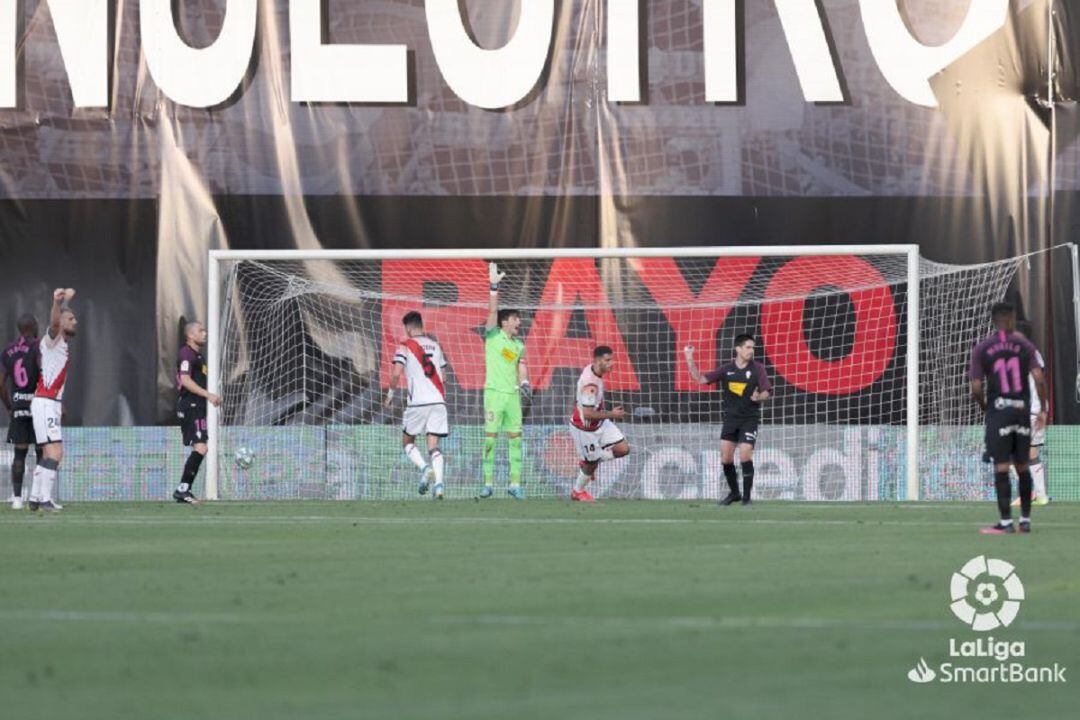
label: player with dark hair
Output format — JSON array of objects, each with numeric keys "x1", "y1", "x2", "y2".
[
  {"x1": 568, "y1": 345, "x2": 630, "y2": 503},
  {"x1": 480, "y1": 262, "x2": 530, "y2": 499},
  {"x1": 969, "y1": 302, "x2": 1047, "y2": 534},
  {"x1": 685, "y1": 334, "x2": 771, "y2": 506},
  {"x1": 28, "y1": 289, "x2": 77, "y2": 512},
  {"x1": 174, "y1": 321, "x2": 221, "y2": 504},
  {"x1": 1, "y1": 314, "x2": 41, "y2": 509},
  {"x1": 386, "y1": 311, "x2": 450, "y2": 498}
]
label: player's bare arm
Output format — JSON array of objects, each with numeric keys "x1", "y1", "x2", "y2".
[
  {"x1": 970, "y1": 378, "x2": 986, "y2": 411},
  {"x1": 682, "y1": 345, "x2": 710, "y2": 385},
  {"x1": 1031, "y1": 366, "x2": 1048, "y2": 427},
  {"x1": 582, "y1": 405, "x2": 624, "y2": 422},
  {"x1": 751, "y1": 388, "x2": 770, "y2": 402},
  {"x1": 385, "y1": 351, "x2": 405, "y2": 406},
  {"x1": 179, "y1": 373, "x2": 222, "y2": 407},
  {"x1": 485, "y1": 262, "x2": 505, "y2": 330}
]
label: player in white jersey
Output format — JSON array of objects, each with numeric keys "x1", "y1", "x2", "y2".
[
  {"x1": 568, "y1": 346, "x2": 630, "y2": 502},
  {"x1": 28, "y1": 288, "x2": 77, "y2": 512},
  {"x1": 385, "y1": 311, "x2": 450, "y2": 498},
  {"x1": 1013, "y1": 347, "x2": 1050, "y2": 507}
]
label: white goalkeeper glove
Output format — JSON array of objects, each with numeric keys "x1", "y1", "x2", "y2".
[
  {"x1": 383, "y1": 388, "x2": 395, "y2": 407},
  {"x1": 489, "y1": 262, "x2": 505, "y2": 292},
  {"x1": 518, "y1": 380, "x2": 532, "y2": 400}
]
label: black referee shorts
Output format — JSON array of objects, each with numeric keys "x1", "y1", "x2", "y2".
[{"x1": 721, "y1": 417, "x2": 759, "y2": 447}]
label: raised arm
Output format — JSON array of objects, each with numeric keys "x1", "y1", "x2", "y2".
[
  {"x1": 486, "y1": 262, "x2": 505, "y2": 331},
  {"x1": 47, "y1": 288, "x2": 65, "y2": 341},
  {"x1": 682, "y1": 345, "x2": 710, "y2": 385}
]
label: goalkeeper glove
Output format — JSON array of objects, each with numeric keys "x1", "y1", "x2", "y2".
[
  {"x1": 518, "y1": 381, "x2": 532, "y2": 400},
  {"x1": 489, "y1": 262, "x2": 505, "y2": 292}
]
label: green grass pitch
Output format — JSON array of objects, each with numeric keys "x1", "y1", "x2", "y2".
[{"x1": 2, "y1": 501, "x2": 1078, "y2": 720}]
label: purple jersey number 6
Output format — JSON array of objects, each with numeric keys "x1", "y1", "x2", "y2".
[{"x1": 13, "y1": 358, "x2": 28, "y2": 388}]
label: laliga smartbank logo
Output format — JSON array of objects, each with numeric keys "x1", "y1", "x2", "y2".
[
  {"x1": 906, "y1": 556, "x2": 1067, "y2": 685},
  {"x1": 949, "y1": 555, "x2": 1024, "y2": 631}
]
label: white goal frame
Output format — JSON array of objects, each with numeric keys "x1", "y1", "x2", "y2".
[{"x1": 206, "y1": 245, "x2": 921, "y2": 502}]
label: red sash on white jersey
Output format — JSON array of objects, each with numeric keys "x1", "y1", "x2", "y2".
[
  {"x1": 36, "y1": 359, "x2": 68, "y2": 399},
  {"x1": 404, "y1": 338, "x2": 445, "y2": 399}
]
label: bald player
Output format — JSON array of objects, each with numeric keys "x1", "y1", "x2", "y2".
[{"x1": 174, "y1": 321, "x2": 221, "y2": 504}]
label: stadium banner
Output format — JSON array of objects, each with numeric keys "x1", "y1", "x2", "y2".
[
  {"x1": 2, "y1": 424, "x2": 1078, "y2": 502},
  {"x1": 0, "y1": 0, "x2": 1077, "y2": 429}
]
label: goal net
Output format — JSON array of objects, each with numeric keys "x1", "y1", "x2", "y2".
[{"x1": 209, "y1": 247, "x2": 1031, "y2": 502}]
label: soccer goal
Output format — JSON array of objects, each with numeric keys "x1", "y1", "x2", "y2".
[{"x1": 205, "y1": 245, "x2": 1057, "y2": 502}]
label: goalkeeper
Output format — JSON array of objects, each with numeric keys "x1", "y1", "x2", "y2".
[{"x1": 479, "y1": 262, "x2": 530, "y2": 499}]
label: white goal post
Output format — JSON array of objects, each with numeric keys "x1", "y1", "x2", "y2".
[{"x1": 206, "y1": 244, "x2": 938, "y2": 502}]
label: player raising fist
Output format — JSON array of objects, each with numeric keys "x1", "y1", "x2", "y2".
[
  {"x1": 28, "y1": 288, "x2": 77, "y2": 512},
  {"x1": 568, "y1": 346, "x2": 630, "y2": 502},
  {"x1": 685, "y1": 335, "x2": 771, "y2": 506}
]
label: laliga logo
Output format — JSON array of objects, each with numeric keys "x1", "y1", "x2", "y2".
[{"x1": 949, "y1": 556, "x2": 1024, "y2": 632}]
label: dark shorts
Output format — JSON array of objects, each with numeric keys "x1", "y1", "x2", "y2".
[
  {"x1": 177, "y1": 404, "x2": 208, "y2": 447},
  {"x1": 721, "y1": 417, "x2": 759, "y2": 446},
  {"x1": 6, "y1": 414, "x2": 34, "y2": 445},
  {"x1": 984, "y1": 409, "x2": 1031, "y2": 465}
]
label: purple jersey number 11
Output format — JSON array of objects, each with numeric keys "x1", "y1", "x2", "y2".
[{"x1": 993, "y1": 356, "x2": 1022, "y2": 394}]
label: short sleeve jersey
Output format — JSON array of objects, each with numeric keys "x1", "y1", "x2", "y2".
[
  {"x1": 968, "y1": 330, "x2": 1042, "y2": 408},
  {"x1": 393, "y1": 335, "x2": 448, "y2": 406},
  {"x1": 2, "y1": 336, "x2": 40, "y2": 412},
  {"x1": 35, "y1": 332, "x2": 70, "y2": 402},
  {"x1": 177, "y1": 344, "x2": 208, "y2": 409},
  {"x1": 570, "y1": 364, "x2": 605, "y2": 431},
  {"x1": 484, "y1": 327, "x2": 525, "y2": 394},
  {"x1": 704, "y1": 360, "x2": 771, "y2": 420}
]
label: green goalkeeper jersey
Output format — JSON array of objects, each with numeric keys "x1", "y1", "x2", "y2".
[{"x1": 484, "y1": 327, "x2": 525, "y2": 394}]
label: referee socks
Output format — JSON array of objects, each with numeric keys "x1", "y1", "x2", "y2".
[{"x1": 741, "y1": 461, "x2": 755, "y2": 501}]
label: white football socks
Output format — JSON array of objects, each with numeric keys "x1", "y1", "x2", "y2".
[
  {"x1": 1031, "y1": 461, "x2": 1047, "y2": 499},
  {"x1": 404, "y1": 443, "x2": 427, "y2": 471},
  {"x1": 431, "y1": 450, "x2": 445, "y2": 484},
  {"x1": 32, "y1": 465, "x2": 57, "y2": 502}
]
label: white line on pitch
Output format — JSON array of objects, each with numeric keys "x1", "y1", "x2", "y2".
[
  {"x1": 436, "y1": 614, "x2": 1080, "y2": 632},
  {"x1": 0, "y1": 609, "x2": 258, "y2": 624},
  {"x1": 1, "y1": 516, "x2": 1077, "y2": 528}
]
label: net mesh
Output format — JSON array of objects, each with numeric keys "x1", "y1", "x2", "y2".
[{"x1": 214, "y1": 250, "x2": 1030, "y2": 501}]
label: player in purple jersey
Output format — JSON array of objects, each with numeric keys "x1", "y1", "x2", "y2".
[
  {"x1": 174, "y1": 322, "x2": 221, "y2": 504},
  {"x1": 685, "y1": 334, "x2": 771, "y2": 506},
  {"x1": 968, "y1": 302, "x2": 1047, "y2": 534},
  {"x1": 0, "y1": 315, "x2": 41, "y2": 509}
]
